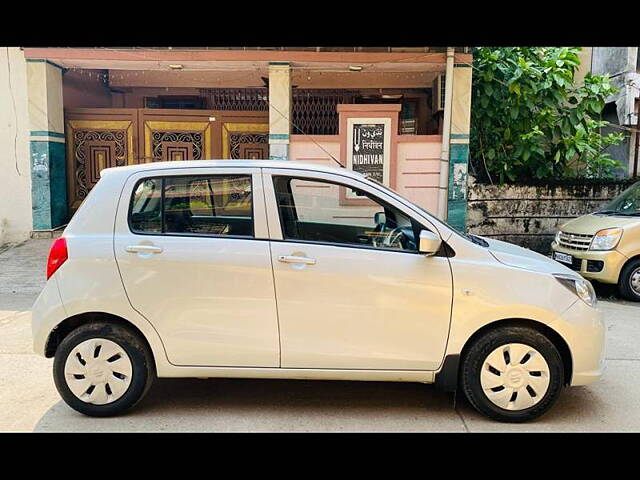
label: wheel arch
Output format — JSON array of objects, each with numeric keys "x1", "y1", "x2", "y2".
[
  {"x1": 619, "y1": 254, "x2": 640, "y2": 282},
  {"x1": 44, "y1": 312, "x2": 155, "y2": 364},
  {"x1": 436, "y1": 318, "x2": 573, "y2": 391}
]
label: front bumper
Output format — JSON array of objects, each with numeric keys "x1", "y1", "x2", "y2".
[
  {"x1": 551, "y1": 241, "x2": 627, "y2": 284},
  {"x1": 554, "y1": 299, "x2": 606, "y2": 386}
]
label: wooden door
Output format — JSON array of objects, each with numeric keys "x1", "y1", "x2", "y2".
[
  {"x1": 219, "y1": 112, "x2": 269, "y2": 159},
  {"x1": 65, "y1": 108, "x2": 270, "y2": 214},
  {"x1": 138, "y1": 109, "x2": 217, "y2": 163},
  {"x1": 138, "y1": 109, "x2": 269, "y2": 161},
  {"x1": 65, "y1": 109, "x2": 138, "y2": 212}
]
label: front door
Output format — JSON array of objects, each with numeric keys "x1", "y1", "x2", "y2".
[
  {"x1": 114, "y1": 167, "x2": 280, "y2": 367},
  {"x1": 264, "y1": 170, "x2": 453, "y2": 371}
]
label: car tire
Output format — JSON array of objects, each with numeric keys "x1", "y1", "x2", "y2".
[
  {"x1": 618, "y1": 259, "x2": 640, "y2": 302},
  {"x1": 53, "y1": 321, "x2": 155, "y2": 417},
  {"x1": 460, "y1": 325, "x2": 564, "y2": 423}
]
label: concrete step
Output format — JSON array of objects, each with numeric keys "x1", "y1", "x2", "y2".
[{"x1": 30, "y1": 229, "x2": 65, "y2": 240}]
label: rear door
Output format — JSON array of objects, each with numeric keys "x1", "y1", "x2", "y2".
[{"x1": 114, "y1": 166, "x2": 280, "y2": 367}]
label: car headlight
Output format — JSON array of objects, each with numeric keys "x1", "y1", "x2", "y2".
[
  {"x1": 554, "y1": 231, "x2": 561, "y2": 245},
  {"x1": 590, "y1": 228, "x2": 622, "y2": 251},
  {"x1": 553, "y1": 273, "x2": 597, "y2": 307}
]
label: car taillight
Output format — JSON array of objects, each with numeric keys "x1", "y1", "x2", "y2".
[{"x1": 46, "y1": 237, "x2": 68, "y2": 280}]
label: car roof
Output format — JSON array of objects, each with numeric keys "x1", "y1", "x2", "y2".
[{"x1": 101, "y1": 159, "x2": 364, "y2": 179}]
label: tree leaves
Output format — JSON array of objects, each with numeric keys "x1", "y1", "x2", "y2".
[{"x1": 470, "y1": 47, "x2": 623, "y2": 182}]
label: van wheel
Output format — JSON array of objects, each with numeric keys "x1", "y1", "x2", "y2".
[
  {"x1": 53, "y1": 322, "x2": 155, "y2": 417},
  {"x1": 618, "y1": 259, "x2": 640, "y2": 302},
  {"x1": 460, "y1": 326, "x2": 564, "y2": 423}
]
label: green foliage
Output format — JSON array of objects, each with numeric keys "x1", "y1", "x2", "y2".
[{"x1": 470, "y1": 47, "x2": 624, "y2": 183}]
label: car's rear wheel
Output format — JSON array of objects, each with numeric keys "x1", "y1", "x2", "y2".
[
  {"x1": 53, "y1": 322, "x2": 155, "y2": 417},
  {"x1": 618, "y1": 259, "x2": 640, "y2": 302},
  {"x1": 460, "y1": 326, "x2": 564, "y2": 422}
]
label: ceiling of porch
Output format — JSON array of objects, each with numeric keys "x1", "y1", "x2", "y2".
[{"x1": 24, "y1": 48, "x2": 471, "y2": 89}]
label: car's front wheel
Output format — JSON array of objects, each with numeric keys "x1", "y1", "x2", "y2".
[
  {"x1": 618, "y1": 259, "x2": 640, "y2": 302},
  {"x1": 460, "y1": 325, "x2": 564, "y2": 422},
  {"x1": 53, "y1": 322, "x2": 155, "y2": 417}
]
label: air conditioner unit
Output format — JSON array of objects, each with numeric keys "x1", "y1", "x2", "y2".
[{"x1": 432, "y1": 74, "x2": 446, "y2": 113}]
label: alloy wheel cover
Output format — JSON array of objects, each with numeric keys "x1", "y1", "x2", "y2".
[
  {"x1": 480, "y1": 343, "x2": 551, "y2": 411},
  {"x1": 629, "y1": 267, "x2": 640, "y2": 295},
  {"x1": 64, "y1": 338, "x2": 133, "y2": 405}
]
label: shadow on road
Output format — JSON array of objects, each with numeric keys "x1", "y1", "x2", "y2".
[
  {"x1": 593, "y1": 281, "x2": 619, "y2": 300},
  {"x1": 32, "y1": 377, "x2": 603, "y2": 432}
]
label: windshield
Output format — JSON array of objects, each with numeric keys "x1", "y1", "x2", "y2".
[
  {"x1": 599, "y1": 181, "x2": 640, "y2": 215},
  {"x1": 395, "y1": 190, "x2": 489, "y2": 247},
  {"x1": 359, "y1": 175, "x2": 489, "y2": 247}
]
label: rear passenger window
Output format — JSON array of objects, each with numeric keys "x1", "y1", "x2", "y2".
[
  {"x1": 129, "y1": 175, "x2": 254, "y2": 237},
  {"x1": 130, "y1": 179, "x2": 162, "y2": 233}
]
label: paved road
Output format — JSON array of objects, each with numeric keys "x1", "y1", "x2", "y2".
[{"x1": 1, "y1": 239, "x2": 639, "y2": 432}]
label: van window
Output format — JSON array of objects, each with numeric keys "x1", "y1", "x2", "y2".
[{"x1": 129, "y1": 175, "x2": 254, "y2": 237}]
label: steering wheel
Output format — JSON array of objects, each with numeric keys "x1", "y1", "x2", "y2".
[{"x1": 372, "y1": 227, "x2": 405, "y2": 249}]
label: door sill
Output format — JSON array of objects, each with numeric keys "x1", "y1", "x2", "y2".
[{"x1": 157, "y1": 365, "x2": 434, "y2": 383}]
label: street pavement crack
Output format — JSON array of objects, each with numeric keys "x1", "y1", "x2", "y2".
[
  {"x1": 453, "y1": 392, "x2": 470, "y2": 432},
  {"x1": 454, "y1": 405, "x2": 470, "y2": 433}
]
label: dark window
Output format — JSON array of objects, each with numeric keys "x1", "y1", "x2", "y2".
[
  {"x1": 130, "y1": 178, "x2": 162, "y2": 233},
  {"x1": 129, "y1": 175, "x2": 254, "y2": 237},
  {"x1": 144, "y1": 96, "x2": 205, "y2": 109},
  {"x1": 272, "y1": 176, "x2": 419, "y2": 252}
]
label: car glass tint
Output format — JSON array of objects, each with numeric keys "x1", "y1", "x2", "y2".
[
  {"x1": 602, "y1": 181, "x2": 640, "y2": 214},
  {"x1": 130, "y1": 178, "x2": 162, "y2": 233},
  {"x1": 273, "y1": 176, "x2": 417, "y2": 252},
  {"x1": 163, "y1": 175, "x2": 254, "y2": 237}
]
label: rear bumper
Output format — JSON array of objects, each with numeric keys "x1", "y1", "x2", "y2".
[
  {"x1": 31, "y1": 277, "x2": 67, "y2": 357},
  {"x1": 554, "y1": 299, "x2": 606, "y2": 386},
  {"x1": 551, "y1": 241, "x2": 627, "y2": 285}
]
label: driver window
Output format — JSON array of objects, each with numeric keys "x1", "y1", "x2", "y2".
[{"x1": 273, "y1": 176, "x2": 418, "y2": 252}]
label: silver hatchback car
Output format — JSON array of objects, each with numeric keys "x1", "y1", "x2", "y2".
[{"x1": 32, "y1": 160, "x2": 605, "y2": 422}]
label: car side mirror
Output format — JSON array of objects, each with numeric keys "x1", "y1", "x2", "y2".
[
  {"x1": 419, "y1": 230, "x2": 442, "y2": 256},
  {"x1": 374, "y1": 211, "x2": 386, "y2": 226}
]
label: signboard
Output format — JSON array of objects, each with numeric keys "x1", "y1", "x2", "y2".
[
  {"x1": 352, "y1": 123, "x2": 385, "y2": 182},
  {"x1": 346, "y1": 118, "x2": 391, "y2": 199}
]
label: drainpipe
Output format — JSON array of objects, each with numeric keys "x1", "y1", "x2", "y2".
[{"x1": 437, "y1": 47, "x2": 455, "y2": 221}]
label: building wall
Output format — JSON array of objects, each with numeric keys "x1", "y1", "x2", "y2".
[
  {"x1": 62, "y1": 69, "x2": 113, "y2": 109},
  {"x1": 396, "y1": 137, "x2": 442, "y2": 215},
  {"x1": 0, "y1": 48, "x2": 32, "y2": 246},
  {"x1": 574, "y1": 47, "x2": 592, "y2": 85},
  {"x1": 290, "y1": 135, "x2": 443, "y2": 215},
  {"x1": 591, "y1": 47, "x2": 637, "y2": 77},
  {"x1": 3, "y1": 48, "x2": 470, "y2": 244},
  {"x1": 289, "y1": 135, "x2": 341, "y2": 168},
  {"x1": 586, "y1": 47, "x2": 640, "y2": 176},
  {"x1": 601, "y1": 102, "x2": 633, "y2": 176},
  {"x1": 466, "y1": 180, "x2": 635, "y2": 253}
]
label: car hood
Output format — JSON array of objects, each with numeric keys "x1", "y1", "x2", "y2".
[
  {"x1": 560, "y1": 214, "x2": 639, "y2": 235},
  {"x1": 483, "y1": 237, "x2": 575, "y2": 275}
]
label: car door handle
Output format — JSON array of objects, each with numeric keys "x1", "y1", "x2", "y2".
[
  {"x1": 125, "y1": 245, "x2": 163, "y2": 254},
  {"x1": 278, "y1": 255, "x2": 316, "y2": 265}
]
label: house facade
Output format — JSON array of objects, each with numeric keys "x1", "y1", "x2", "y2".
[
  {"x1": 577, "y1": 47, "x2": 640, "y2": 176},
  {"x1": 0, "y1": 47, "x2": 473, "y2": 246}
]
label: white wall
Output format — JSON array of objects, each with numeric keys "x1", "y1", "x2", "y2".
[{"x1": 0, "y1": 47, "x2": 31, "y2": 246}]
